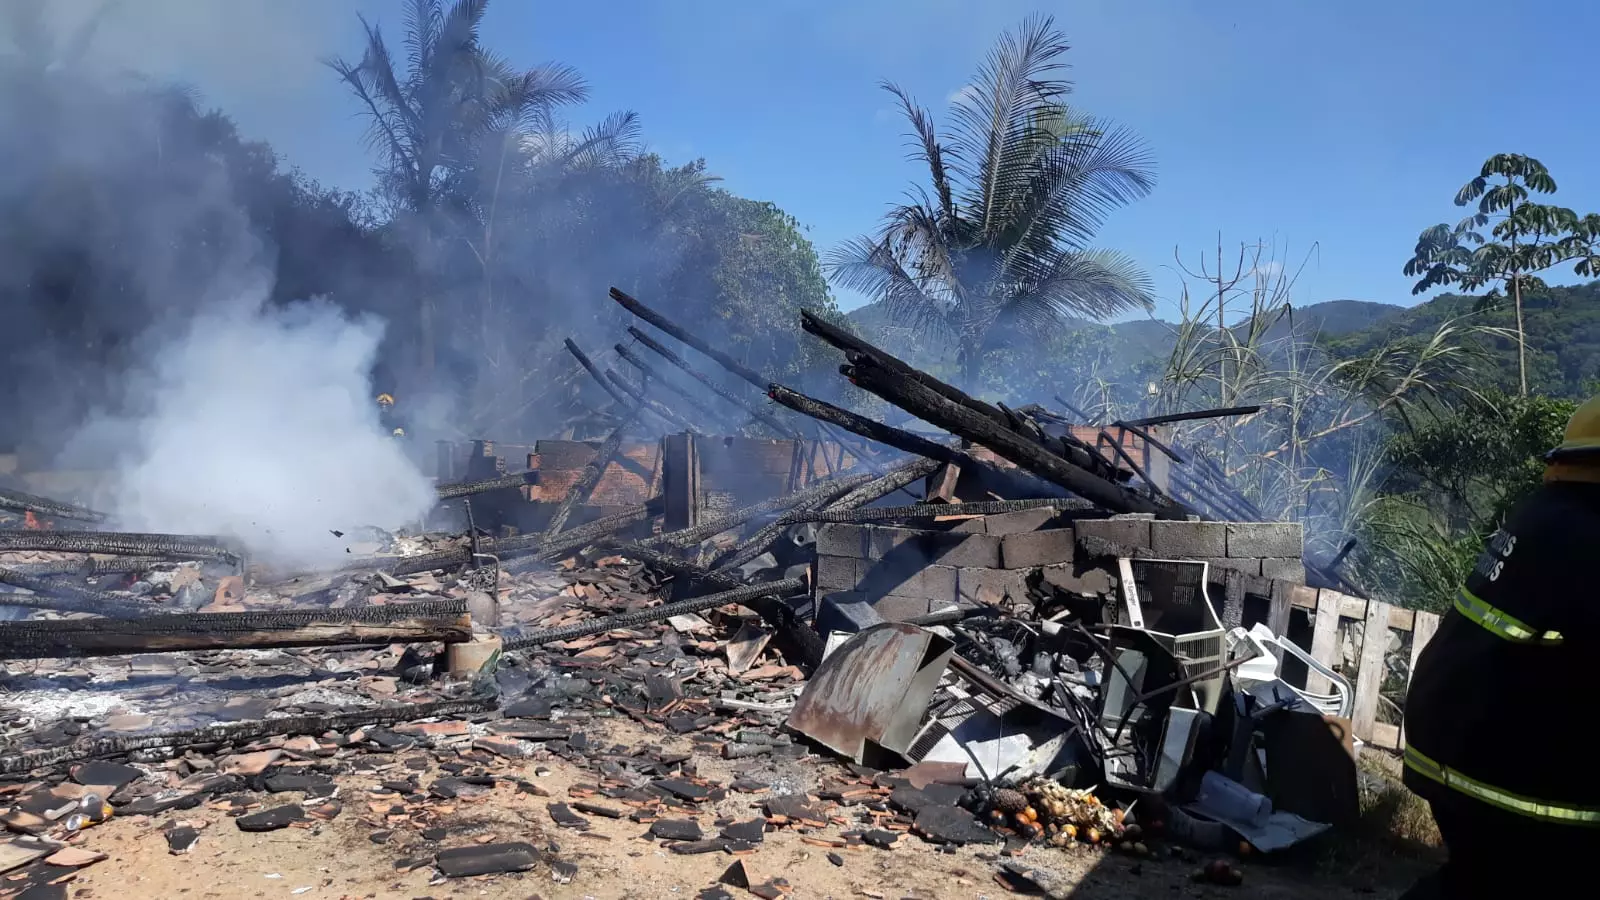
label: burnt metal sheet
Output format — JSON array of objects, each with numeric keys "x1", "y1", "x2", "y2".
[{"x1": 786, "y1": 623, "x2": 954, "y2": 763}]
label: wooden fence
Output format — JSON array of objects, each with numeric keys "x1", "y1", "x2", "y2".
[{"x1": 1285, "y1": 585, "x2": 1441, "y2": 751}]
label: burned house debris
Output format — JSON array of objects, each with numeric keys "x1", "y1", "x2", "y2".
[{"x1": 0, "y1": 288, "x2": 1438, "y2": 896}]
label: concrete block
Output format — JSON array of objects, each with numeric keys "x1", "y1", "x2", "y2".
[
  {"x1": 865, "y1": 526, "x2": 1002, "y2": 568},
  {"x1": 814, "y1": 592, "x2": 885, "y2": 634},
  {"x1": 1000, "y1": 528, "x2": 1076, "y2": 568},
  {"x1": 1261, "y1": 558, "x2": 1307, "y2": 584},
  {"x1": 871, "y1": 594, "x2": 936, "y2": 622},
  {"x1": 856, "y1": 560, "x2": 959, "y2": 605},
  {"x1": 958, "y1": 567, "x2": 1031, "y2": 606},
  {"x1": 1226, "y1": 522, "x2": 1304, "y2": 559},
  {"x1": 981, "y1": 508, "x2": 1062, "y2": 536},
  {"x1": 856, "y1": 557, "x2": 921, "y2": 598},
  {"x1": 1073, "y1": 518, "x2": 1151, "y2": 551},
  {"x1": 1041, "y1": 563, "x2": 1115, "y2": 596},
  {"x1": 814, "y1": 555, "x2": 861, "y2": 592},
  {"x1": 923, "y1": 565, "x2": 959, "y2": 605},
  {"x1": 1150, "y1": 521, "x2": 1227, "y2": 558},
  {"x1": 815, "y1": 523, "x2": 868, "y2": 559},
  {"x1": 1194, "y1": 557, "x2": 1261, "y2": 577}
]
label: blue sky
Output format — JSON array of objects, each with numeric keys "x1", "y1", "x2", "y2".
[{"x1": 97, "y1": 0, "x2": 1600, "y2": 321}]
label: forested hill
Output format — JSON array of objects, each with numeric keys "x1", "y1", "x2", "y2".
[
  {"x1": 847, "y1": 286, "x2": 1600, "y2": 401},
  {"x1": 1323, "y1": 281, "x2": 1600, "y2": 399}
]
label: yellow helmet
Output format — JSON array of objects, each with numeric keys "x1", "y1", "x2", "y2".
[
  {"x1": 391, "y1": 427, "x2": 406, "y2": 438},
  {"x1": 1544, "y1": 394, "x2": 1600, "y2": 480},
  {"x1": 376, "y1": 393, "x2": 395, "y2": 408}
]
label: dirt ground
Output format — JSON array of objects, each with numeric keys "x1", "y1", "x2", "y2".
[{"x1": 41, "y1": 719, "x2": 1438, "y2": 900}]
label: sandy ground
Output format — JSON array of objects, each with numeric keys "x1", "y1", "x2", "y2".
[{"x1": 42, "y1": 719, "x2": 1436, "y2": 900}]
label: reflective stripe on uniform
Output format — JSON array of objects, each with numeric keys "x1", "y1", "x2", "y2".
[
  {"x1": 1455, "y1": 588, "x2": 1564, "y2": 644},
  {"x1": 1404, "y1": 744, "x2": 1600, "y2": 826}
]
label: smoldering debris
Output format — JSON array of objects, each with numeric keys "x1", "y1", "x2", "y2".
[{"x1": 0, "y1": 289, "x2": 1429, "y2": 895}]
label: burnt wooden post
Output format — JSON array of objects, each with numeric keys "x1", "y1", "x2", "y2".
[{"x1": 662, "y1": 433, "x2": 701, "y2": 533}]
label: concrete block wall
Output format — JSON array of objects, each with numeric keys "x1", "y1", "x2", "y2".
[{"x1": 813, "y1": 516, "x2": 1305, "y2": 626}]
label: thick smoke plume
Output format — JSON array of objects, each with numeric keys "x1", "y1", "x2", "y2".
[{"x1": 90, "y1": 291, "x2": 436, "y2": 571}]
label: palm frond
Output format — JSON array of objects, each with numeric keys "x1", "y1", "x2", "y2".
[
  {"x1": 947, "y1": 14, "x2": 1072, "y2": 238},
  {"x1": 883, "y1": 81, "x2": 956, "y2": 221}
]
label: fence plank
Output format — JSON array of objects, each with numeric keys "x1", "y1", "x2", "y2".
[
  {"x1": 1351, "y1": 599, "x2": 1392, "y2": 744},
  {"x1": 1307, "y1": 589, "x2": 1343, "y2": 695},
  {"x1": 1396, "y1": 610, "x2": 1442, "y2": 749}
]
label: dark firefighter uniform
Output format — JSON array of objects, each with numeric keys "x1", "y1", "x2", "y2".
[{"x1": 1400, "y1": 397, "x2": 1600, "y2": 897}]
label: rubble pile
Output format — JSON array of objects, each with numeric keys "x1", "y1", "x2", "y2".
[{"x1": 0, "y1": 288, "x2": 1379, "y2": 896}]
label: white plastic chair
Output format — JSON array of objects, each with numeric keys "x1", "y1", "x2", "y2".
[{"x1": 1226, "y1": 623, "x2": 1353, "y2": 719}]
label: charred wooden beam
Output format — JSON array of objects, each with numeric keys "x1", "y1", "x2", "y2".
[
  {"x1": 436, "y1": 471, "x2": 537, "y2": 501},
  {"x1": 0, "y1": 487, "x2": 106, "y2": 524},
  {"x1": 602, "y1": 367, "x2": 698, "y2": 433},
  {"x1": 800, "y1": 310, "x2": 1009, "y2": 425},
  {"x1": 609, "y1": 287, "x2": 768, "y2": 390},
  {"x1": 1123, "y1": 405, "x2": 1263, "y2": 427},
  {"x1": 797, "y1": 497, "x2": 1092, "y2": 523},
  {"x1": 0, "y1": 531, "x2": 237, "y2": 563},
  {"x1": 626, "y1": 328, "x2": 796, "y2": 439},
  {"x1": 0, "y1": 568, "x2": 156, "y2": 618},
  {"x1": 844, "y1": 358, "x2": 1180, "y2": 517},
  {"x1": 767, "y1": 384, "x2": 961, "y2": 463},
  {"x1": 563, "y1": 338, "x2": 631, "y2": 407},
  {"x1": 7, "y1": 556, "x2": 169, "y2": 577},
  {"x1": 0, "y1": 599, "x2": 473, "y2": 660},
  {"x1": 541, "y1": 409, "x2": 640, "y2": 540},
  {"x1": 644, "y1": 468, "x2": 877, "y2": 551},
  {"x1": 615, "y1": 343, "x2": 740, "y2": 431}
]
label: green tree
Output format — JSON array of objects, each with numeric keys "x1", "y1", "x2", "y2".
[
  {"x1": 826, "y1": 14, "x2": 1155, "y2": 388},
  {"x1": 327, "y1": 0, "x2": 589, "y2": 381},
  {"x1": 1404, "y1": 154, "x2": 1589, "y2": 396},
  {"x1": 1357, "y1": 392, "x2": 1575, "y2": 611}
]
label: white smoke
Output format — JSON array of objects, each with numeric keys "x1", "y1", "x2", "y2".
[{"x1": 98, "y1": 289, "x2": 436, "y2": 570}]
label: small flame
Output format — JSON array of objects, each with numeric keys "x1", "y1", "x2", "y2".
[{"x1": 22, "y1": 511, "x2": 47, "y2": 530}]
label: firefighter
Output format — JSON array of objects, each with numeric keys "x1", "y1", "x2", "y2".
[
  {"x1": 376, "y1": 392, "x2": 406, "y2": 439},
  {"x1": 1399, "y1": 395, "x2": 1600, "y2": 897}
]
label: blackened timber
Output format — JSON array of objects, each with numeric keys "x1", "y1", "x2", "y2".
[
  {"x1": 541, "y1": 409, "x2": 640, "y2": 540},
  {"x1": 800, "y1": 310, "x2": 1008, "y2": 426},
  {"x1": 767, "y1": 384, "x2": 961, "y2": 463},
  {"x1": 0, "y1": 568, "x2": 155, "y2": 618},
  {"x1": 563, "y1": 339, "x2": 631, "y2": 407},
  {"x1": 609, "y1": 287, "x2": 768, "y2": 390},
  {"x1": 625, "y1": 329, "x2": 796, "y2": 439},
  {"x1": 602, "y1": 368, "x2": 698, "y2": 433},
  {"x1": 0, "y1": 531, "x2": 236, "y2": 563},
  {"x1": 645, "y1": 468, "x2": 876, "y2": 550},
  {"x1": 0, "y1": 599, "x2": 473, "y2": 660},
  {"x1": 0, "y1": 487, "x2": 106, "y2": 523},
  {"x1": 1123, "y1": 405, "x2": 1263, "y2": 427},
  {"x1": 436, "y1": 471, "x2": 537, "y2": 501},
  {"x1": 845, "y1": 359, "x2": 1177, "y2": 517},
  {"x1": 616, "y1": 343, "x2": 739, "y2": 431}
]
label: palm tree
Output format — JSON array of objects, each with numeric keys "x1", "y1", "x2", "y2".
[
  {"x1": 327, "y1": 0, "x2": 589, "y2": 378},
  {"x1": 827, "y1": 15, "x2": 1156, "y2": 388}
]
